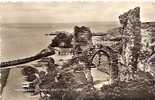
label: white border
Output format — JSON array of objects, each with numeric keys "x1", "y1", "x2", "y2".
[{"x1": 0, "y1": 0, "x2": 155, "y2": 3}]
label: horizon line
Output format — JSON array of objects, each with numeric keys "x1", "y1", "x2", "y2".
[{"x1": 0, "y1": 21, "x2": 119, "y2": 24}]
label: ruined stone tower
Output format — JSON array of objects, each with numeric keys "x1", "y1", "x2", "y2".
[
  {"x1": 119, "y1": 7, "x2": 141, "y2": 75},
  {"x1": 73, "y1": 26, "x2": 93, "y2": 54}
]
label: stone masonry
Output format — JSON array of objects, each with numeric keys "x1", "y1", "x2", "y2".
[{"x1": 119, "y1": 7, "x2": 141, "y2": 78}]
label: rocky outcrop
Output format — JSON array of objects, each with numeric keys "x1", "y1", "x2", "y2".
[
  {"x1": 49, "y1": 31, "x2": 73, "y2": 48},
  {"x1": 100, "y1": 72, "x2": 155, "y2": 100}
]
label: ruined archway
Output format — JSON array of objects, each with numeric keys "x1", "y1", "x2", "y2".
[{"x1": 91, "y1": 46, "x2": 119, "y2": 83}]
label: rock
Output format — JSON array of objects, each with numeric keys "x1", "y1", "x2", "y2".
[
  {"x1": 49, "y1": 31, "x2": 73, "y2": 48},
  {"x1": 100, "y1": 71, "x2": 154, "y2": 100}
]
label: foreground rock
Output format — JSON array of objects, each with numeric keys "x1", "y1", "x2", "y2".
[
  {"x1": 54, "y1": 70, "x2": 154, "y2": 100},
  {"x1": 63, "y1": 71, "x2": 155, "y2": 100},
  {"x1": 99, "y1": 71, "x2": 154, "y2": 100}
]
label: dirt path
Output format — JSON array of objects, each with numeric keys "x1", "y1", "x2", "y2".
[{"x1": 1, "y1": 68, "x2": 39, "y2": 100}]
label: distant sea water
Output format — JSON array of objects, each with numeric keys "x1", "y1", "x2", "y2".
[{"x1": 0, "y1": 22, "x2": 119, "y2": 62}]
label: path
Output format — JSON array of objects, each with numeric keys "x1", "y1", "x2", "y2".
[{"x1": 1, "y1": 68, "x2": 39, "y2": 100}]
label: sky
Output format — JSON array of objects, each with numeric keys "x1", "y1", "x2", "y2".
[{"x1": 0, "y1": 1, "x2": 155, "y2": 23}]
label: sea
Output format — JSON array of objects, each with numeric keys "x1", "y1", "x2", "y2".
[{"x1": 0, "y1": 22, "x2": 119, "y2": 62}]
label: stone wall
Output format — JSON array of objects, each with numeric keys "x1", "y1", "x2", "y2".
[
  {"x1": 119, "y1": 7, "x2": 141, "y2": 79},
  {"x1": 144, "y1": 22, "x2": 155, "y2": 77},
  {"x1": 73, "y1": 26, "x2": 93, "y2": 52},
  {"x1": 138, "y1": 22, "x2": 153, "y2": 72}
]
